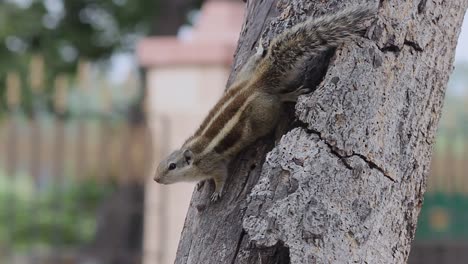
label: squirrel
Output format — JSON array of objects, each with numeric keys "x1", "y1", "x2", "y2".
[{"x1": 154, "y1": 4, "x2": 378, "y2": 202}]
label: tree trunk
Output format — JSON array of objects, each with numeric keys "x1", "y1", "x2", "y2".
[{"x1": 175, "y1": 0, "x2": 468, "y2": 263}]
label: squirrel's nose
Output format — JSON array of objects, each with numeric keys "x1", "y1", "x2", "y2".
[{"x1": 154, "y1": 177, "x2": 161, "y2": 183}]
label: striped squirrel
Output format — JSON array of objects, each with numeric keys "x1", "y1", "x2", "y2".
[{"x1": 154, "y1": 4, "x2": 377, "y2": 202}]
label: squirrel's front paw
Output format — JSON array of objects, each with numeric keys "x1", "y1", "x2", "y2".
[{"x1": 210, "y1": 192, "x2": 222, "y2": 202}]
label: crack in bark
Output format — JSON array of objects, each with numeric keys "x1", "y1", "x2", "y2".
[
  {"x1": 184, "y1": 236, "x2": 193, "y2": 264},
  {"x1": 236, "y1": 162, "x2": 255, "y2": 200},
  {"x1": 293, "y1": 121, "x2": 396, "y2": 182},
  {"x1": 231, "y1": 230, "x2": 246, "y2": 264},
  {"x1": 350, "y1": 152, "x2": 396, "y2": 182},
  {"x1": 378, "y1": 44, "x2": 401, "y2": 53},
  {"x1": 403, "y1": 40, "x2": 423, "y2": 51},
  {"x1": 377, "y1": 40, "x2": 424, "y2": 53},
  {"x1": 321, "y1": 138, "x2": 354, "y2": 171}
]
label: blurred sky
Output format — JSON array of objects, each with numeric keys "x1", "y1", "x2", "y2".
[{"x1": 455, "y1": 12, "x2": 468, "y2": 63}]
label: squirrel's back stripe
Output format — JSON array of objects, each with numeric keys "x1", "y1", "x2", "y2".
[
  {"x1": 202, "y1": 92, "x2": 257, "y2": 155},
  {"x1": 214, "y1": 116, "x2": 244, "y2": 155},
  {"x1": 194, "y1": 81, "x2": 249, "y2": 139},
  {"x1": 202, "y1": 88, "x2": 249, "y2": 140},
  {"x1": 184, "y1": 82, "x2": 252, "y2": 155}
]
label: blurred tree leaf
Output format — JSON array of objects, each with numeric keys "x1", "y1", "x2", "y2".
[
  {"x1": 0, "y1": 0, "x2": 156, "y2": 69},
  {"x1": 0, "y1": 0, "x2": 203, "y2": 117}
]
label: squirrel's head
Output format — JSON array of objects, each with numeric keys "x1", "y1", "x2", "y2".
[{"x1": 154, "y1": 148, "x2": 196, "y2": 184}]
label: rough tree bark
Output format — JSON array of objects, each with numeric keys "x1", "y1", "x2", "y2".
[{"x1": 175, "y1": 0, "x2": 468, "y2": 263}]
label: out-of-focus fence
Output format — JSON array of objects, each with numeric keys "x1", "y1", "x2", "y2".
[{"x1": 0, "y1": 56, "x2": 153, "y2": 264}]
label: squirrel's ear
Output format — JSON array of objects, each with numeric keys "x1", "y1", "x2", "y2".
[{"x1": 183, "y1": 149, "x2": 193, "y2": 164}]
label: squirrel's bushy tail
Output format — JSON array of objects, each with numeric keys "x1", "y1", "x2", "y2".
[{"x1": 262, "y1": 4, "x2": 378, "y2": 83}]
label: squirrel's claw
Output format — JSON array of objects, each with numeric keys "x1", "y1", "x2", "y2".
[{"x1": 210, "y1": 192, "x2": 222, "y2": 202}]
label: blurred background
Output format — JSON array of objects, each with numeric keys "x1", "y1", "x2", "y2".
[{"x1": 0, "y1": 0, "x2": 466, "y2": 264}]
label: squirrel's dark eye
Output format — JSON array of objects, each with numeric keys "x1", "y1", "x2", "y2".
[{"x1": 168, "y1": 163, "x2": 176, "y2": 170}]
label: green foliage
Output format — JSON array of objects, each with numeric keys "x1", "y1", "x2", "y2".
[
  {"x1": 0, "y1": 171, "x2": 117, "y2": 250},
  {"x1": 0, "y1": 0, "x2": 156, "y2": 114},
  {"x1": 0, "y1": 0, "x2": 155, "y2": 67}
]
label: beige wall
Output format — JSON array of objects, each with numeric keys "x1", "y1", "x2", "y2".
[{"x1": 143, "y1": 65, "x2": 228, "y2": 264}]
